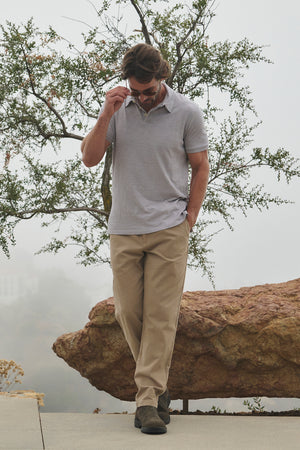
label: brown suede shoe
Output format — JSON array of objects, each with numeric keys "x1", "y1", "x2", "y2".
[
  {"x1": 157, "y1": 389, "x2": 171, "y2": 424},
  {"x1": 134, "y1": 406, "x2": 167, "y2": 434}
]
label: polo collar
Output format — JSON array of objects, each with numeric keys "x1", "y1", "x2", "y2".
[{"x1": 161, "y1": 83, "x2": 174, "y2": 112}]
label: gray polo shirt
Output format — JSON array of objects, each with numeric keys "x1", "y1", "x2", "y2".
[{"x1": 105, "y1": 83, "x2": 208, "y2": 235}]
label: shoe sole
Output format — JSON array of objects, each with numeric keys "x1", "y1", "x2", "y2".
[{"x1": 134, "y1": 418, "x2": 167, "y2": 434}]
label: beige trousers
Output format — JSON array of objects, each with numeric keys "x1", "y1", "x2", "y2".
[{"x1": 110, "y1": 219, "x2": 190, "y2": 407}]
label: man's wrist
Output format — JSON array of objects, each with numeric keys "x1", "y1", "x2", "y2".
[
  {"x1": 186, "y1": 210, "x2": 197, "y2": 231},
  {"x1": 98, "y1": 111, "x2": 113, "y2": 123},
  {"x1": 186, "y1": 209, "x2": 197, "y2": 224}
]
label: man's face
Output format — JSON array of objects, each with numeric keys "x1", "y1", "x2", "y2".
[{"x1": 127, "y1": 77, "x2": 162, "y2": 111}]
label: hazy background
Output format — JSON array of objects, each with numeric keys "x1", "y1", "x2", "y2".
[{"x1": 0, "y1": 0, "x2": 299, "y2": 413}]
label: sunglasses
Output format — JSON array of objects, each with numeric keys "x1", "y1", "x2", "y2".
[{"x1": 127, "y1": 80, "x2": 161, "y2": 98}]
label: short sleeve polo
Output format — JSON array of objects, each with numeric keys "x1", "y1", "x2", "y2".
[{"x1": 104, "y1": 83, "x2": 208, "y2": 235}]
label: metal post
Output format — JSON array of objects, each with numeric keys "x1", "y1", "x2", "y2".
[{"x1": 182, "y1": 399, "x2": 189, "y2": 414}]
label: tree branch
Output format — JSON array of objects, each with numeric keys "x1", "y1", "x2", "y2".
[
  {"x1": 129, "y1": 0, "x2": 152, "y2": 45},
  {"x1": 168, "y1": 10, "x2": 205, "y2": 86},
  {"x1": 75, "y1": 95, "x2": 98, "y2": 119},
  {"x1": 8, "y1": 206, "x2": 109, "y2": 220},
  {"x1": 16, "y1": 115, "x2": 83, "y2": 141},
  {"x1": 208, "y1": 161, "x2": 271, "y2": 185},
  {"x1": 20, "y1": 43, "x2": 82, "y2": 140}
]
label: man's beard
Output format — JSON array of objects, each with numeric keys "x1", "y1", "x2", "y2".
[
  {"x1": 138, "y1": 83, "x2": 162, "y2": 111},
  {"x1": 138, "y1": 98, "x2": 156, "y2": 109}
]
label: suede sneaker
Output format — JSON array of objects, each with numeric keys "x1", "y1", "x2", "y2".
[
  {"x1": 157, "y1": 389, "x2": 171, "y2": 424},
  {"x1": 134, "y1": 406, "x2": 167, "y2": 434}
]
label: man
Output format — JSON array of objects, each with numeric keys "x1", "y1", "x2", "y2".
[{"x1": 81, "y1": 43, "x2": 209, "y2": 434}]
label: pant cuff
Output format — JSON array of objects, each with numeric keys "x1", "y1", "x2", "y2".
[{"x1": 136, "y1": 399, "x2": 158, "y2": 408}]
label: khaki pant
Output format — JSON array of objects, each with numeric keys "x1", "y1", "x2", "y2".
[{"x1": 110, "y1": 219, "x2": 190, "y2": 407}]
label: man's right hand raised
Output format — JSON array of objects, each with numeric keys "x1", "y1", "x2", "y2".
[
  {"x1": 103, "y1": 86, "x2": 131, "y2": 118},
  {"x1": 81, "y1": 85, "x2": 130, "y2": 167}
]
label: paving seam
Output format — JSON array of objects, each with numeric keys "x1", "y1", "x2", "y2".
[{"x1": 38, "y1": 404, "x2": 46, "y2": 450}]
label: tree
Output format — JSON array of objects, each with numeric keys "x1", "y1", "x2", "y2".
[{"x1": 0, "y1": 0, "x2": 299, "y2": 284}]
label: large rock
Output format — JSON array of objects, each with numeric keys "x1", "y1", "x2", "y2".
[{"x1": 53, "y1": 279, "x2": 300, "y2": 400}]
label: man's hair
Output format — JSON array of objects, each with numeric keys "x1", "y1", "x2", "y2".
[{"x1": 121, "y1": 43, "x2": 171, "y2": 83}]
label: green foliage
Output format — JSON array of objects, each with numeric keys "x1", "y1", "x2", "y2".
[
  {"x1": 0, "y1": 0, "x2": 299, "y2": 283},
  {"x1": 0, "y1": 17, "x2": 129, "y2": 153},
  {"x1": 210, "y1": 405, "x2": 225, "y2": 414},
  {"x1": 243, "y1": 397, "x2": 265, "y2": 413}
]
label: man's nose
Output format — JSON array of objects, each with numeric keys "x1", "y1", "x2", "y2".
[{"x1": 139, "y1": 94, "x2": 147, "y2": 102}]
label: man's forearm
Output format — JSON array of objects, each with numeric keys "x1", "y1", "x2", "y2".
[
  {"x1": 187, "y1": 164, "x2": 209, "y2": 228},
  {"x1": 81, "y1": 85, "x2": 130, "y2": 167},
  {"x1": 81, "y1": 113, "x2": 111, "y2": 167}
]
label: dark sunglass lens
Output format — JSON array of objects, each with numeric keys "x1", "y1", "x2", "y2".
[{"x1": 131, "y1": 90, "x2": 157, "y2": 97}]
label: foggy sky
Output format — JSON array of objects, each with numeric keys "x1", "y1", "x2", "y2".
[{"x1": 1, "y1": 0, "x2": 299, "y2": 413}]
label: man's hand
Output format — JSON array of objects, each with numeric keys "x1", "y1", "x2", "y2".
[
  {"x1": 186, "y1": 211, "x2": 197, "y2": 231},
  {"x1": 103, "y1": 86, "x2": 131, "y2": 118}
]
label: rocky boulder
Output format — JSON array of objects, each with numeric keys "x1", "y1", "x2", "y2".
[{"x1": 53, "y1": 279, "x2": 300, "y2": 400}]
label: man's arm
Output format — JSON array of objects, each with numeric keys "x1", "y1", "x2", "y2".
[
  {"x1": 186, "y1": 150, "x2": 209, "y2": 230},
  {"x1": 81, "y1": 86, "x2": 130, "y2": 167},
  {"x1": 81, "y1": 117, "x2": 112, "y2": 167}
]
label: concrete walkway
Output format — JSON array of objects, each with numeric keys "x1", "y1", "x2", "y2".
[
  {"x1": 0, "y1": 396, "x2": 44, "y2": 450},
  {"x1": 1, "y1": 396, "x2": 299, "y2": 450}
]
